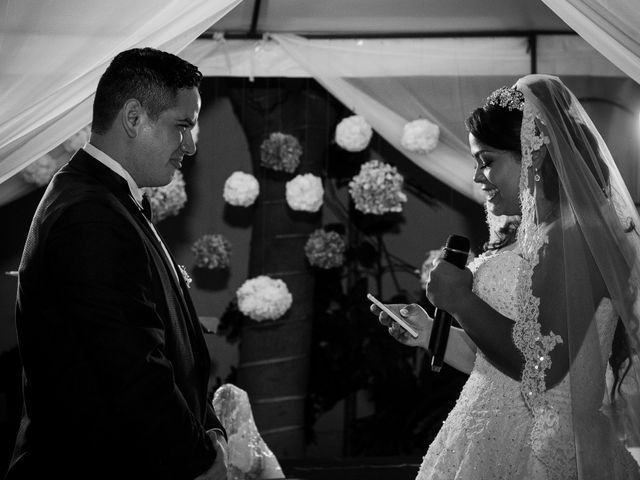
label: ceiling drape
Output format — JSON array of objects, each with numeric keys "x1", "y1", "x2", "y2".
[
  {"x1": 1, "y1": 0, "x2": 636, "y2": 204},
  {"x1": 0, "y1": 0, "x2": 242, "y2": 186},
  {"x1": 183, "y1": 33, "x2": 623, "y2": 201},
  {"x1": 541, "y1": 0, "x2": 640, "y2": 84}
]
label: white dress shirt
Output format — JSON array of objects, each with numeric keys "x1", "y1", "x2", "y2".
[{"x1": 83, "y1": 143, "x2": 180, "y2": 283}]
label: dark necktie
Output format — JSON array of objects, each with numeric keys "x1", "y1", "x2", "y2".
[{"x1": 141, "y1": 194, "x2": 153, "y2": 222}]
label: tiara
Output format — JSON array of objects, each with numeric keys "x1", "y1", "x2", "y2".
[{"x1": 485, "y1": 86, "x2": 525, "y2": 111}]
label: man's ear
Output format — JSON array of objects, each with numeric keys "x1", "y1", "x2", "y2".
[{"x1": 121, "y1": 99, "x2": 144, "y2": 138}]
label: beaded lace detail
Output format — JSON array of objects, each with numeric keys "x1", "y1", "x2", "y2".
[
  {"x1": 415, "y1": 249, "x2": 634, "y2": 479},
  {"x1": 514, "y1": 101, "x2": 566, "y2": 474}
]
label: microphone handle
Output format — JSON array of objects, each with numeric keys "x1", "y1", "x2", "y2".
[{"x1": 429, "y1": 308, "x2": 452, "y2": 372}]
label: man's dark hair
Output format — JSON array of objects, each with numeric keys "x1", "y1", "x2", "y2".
[{"x1": 92, "y1": 47, "x2": 202, "y2": 134}]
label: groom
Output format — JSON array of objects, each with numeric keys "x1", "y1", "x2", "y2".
[{"x1": 6, "y1": 48, "x2": 227, "y2": 480}]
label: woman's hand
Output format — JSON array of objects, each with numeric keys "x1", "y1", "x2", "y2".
[
  {"x1": 370, "y1": 302, "x2": 432, "y2": 349},
  {"x1": 426, "y1": 259, "x2": 473, "y2": 314}
]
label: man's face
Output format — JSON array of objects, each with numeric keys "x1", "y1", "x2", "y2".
[{"x1": 133, "y1": 87, "x2": 201, "y2": 188}]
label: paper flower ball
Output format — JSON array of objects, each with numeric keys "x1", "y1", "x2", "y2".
[
  {"x1": 304, "y1": 229, "x2": 346, "y2": 269},
  {"x1": 142, "y1": 170, "x2": 187, "y2": 223},
  {"x1": 223, "y1": 171, "x2": 260, "y2": 207},
  {"x1": 236, "y1": 275, "x2": 293, "y2": 321},
  {"x1": 285, "y1": 174, "x2": 324, "y2": 212},
  {"x1": 401, "y1": 119, "x2": 440, "y2": 155},
  {"x1": 191, "y1": 234, "x2": 232, "y2": 269},
  {"x1": 21, "y1": 154, "x2": 59, "y2": 186},
  {"x1": 62, "y1": 125, "x2": 91, "y2": 154},
  {"x1": 348, "y1": 160, "x2": 407, "y2": 214},
  {"x1": 335, "y1": 115, "x2": 373, "y2": 152},
  {"x1": 260, "y1": 132, "x2": 303, "y2": 173}
]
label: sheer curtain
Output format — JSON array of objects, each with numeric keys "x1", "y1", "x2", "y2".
[
  {"x1": 541, "y1": 0, "x2": 640, "y2": 84},
  {"x1": 183, "y1": 32, "x2": 624, "y2": 201},
  {"x1": 0, "y1": 0, "x2": 241, "y2": 187}
]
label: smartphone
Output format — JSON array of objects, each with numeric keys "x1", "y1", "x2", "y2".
[{"x1": 367, "y1": 293, "x2": 419, "y2": 338}]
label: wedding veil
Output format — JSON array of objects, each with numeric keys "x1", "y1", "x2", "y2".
[{"x1": 515, "y1": 74, "x2": 640, "y2": 477}]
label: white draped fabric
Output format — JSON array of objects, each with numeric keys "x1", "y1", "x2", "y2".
[
  {"x1": 541, "y1": 0, "x2": 640, "y2": 84},
  {"x1": 183, "y1": 33, "x2": 625, "y2": 201},
  {"x1": 270, "y1": 34, "x2": 491, "y2": 201},
  {"x1": 185, "y1": 34, "x2": 624, "y2": 79},
  {"x1": 0, "y1": 0, "x2": 242, "y2": 187},
  {"x1": 1, "y1": 1, "x2": 635, "y2": 203}
]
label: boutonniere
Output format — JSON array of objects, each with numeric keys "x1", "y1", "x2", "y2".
[{"x1": 178, "y1": 265, "x2": 192, "y2": 288}]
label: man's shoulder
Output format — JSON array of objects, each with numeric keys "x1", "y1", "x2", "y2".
[{"x1": 38, "y1": 171, "x2": 133, "y2": 233}]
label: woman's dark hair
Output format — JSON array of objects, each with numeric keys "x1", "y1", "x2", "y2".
[
  {"x1": 92, "y1": 47, "x2": 202, "y2": 134},
  {"x1": 465, "y1": 100, "x2": 611, "y2": 249},
  {"x1": 466, "y1": 104, "x2": 522, "y2": 251},
  {"x1": 610, "y1": 318, "x2": 632, "y2": 402}
]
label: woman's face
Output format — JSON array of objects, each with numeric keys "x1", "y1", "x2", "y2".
[{"x1": 469, "y1": 133, "x2": 522, "y2": 217}]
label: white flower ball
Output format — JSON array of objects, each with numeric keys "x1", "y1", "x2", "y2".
[
  {"x1": 401, "y1": 119, "x2": 440, "y2": 155},
  {"x1": 142, "y1": 170, "x2": 187, "y2": 223},
  {"x1": 21, "y1": 154, "x2": 59, "y2": 186},
  {"x1": 62, "y1": 125, "x2": 91, "y2": 154},
  {"x1": 223, "y1": 171, "x2": 260, "y2": 207},
  {"x1": 285, "y1": 174, "x2": 324, "y2": 212},
  {"x1": 335, "y1": 115, "x2": 373, "y2": 152},
  {"x1": 236, "y1": 275, "x2": 293, "y2": 322}
]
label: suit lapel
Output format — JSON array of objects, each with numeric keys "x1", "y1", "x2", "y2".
[{"x1": 67, "y1": 151, "x2": 209, "y2": 363}]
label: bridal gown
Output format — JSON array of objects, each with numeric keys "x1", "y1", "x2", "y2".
[{"x1": 416, "y1": 248, "x2": 640, "y2": 480}]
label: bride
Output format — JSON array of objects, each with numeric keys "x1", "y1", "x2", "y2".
[{"x1": 373, "y1": 74, "x2": 640, "y2": 479}]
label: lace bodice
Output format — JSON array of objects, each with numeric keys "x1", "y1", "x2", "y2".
[
  {"x1": 469, "y1": 248, "x2": 617, "y2": 381},
  {"x1": 416, "y1": 248, "x2": 632, "y2": 480}
]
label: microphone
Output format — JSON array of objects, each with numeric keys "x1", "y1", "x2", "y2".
[{"x1": 428, "y1": 234, "x2": 470, "y2": 372}]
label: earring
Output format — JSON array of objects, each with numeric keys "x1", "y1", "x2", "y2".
[{"x1": 534, "y1": 169, "x2": 541, "y2": 182}]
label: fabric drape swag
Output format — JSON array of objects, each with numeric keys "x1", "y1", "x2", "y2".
[{"x1": 0, "y1": 0, "x2": 242, "y2": 185}]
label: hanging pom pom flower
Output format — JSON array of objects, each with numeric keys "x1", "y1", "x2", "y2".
[
  {"x1": 21, "y1": 154, "x2": 59, "y2": 186},
  {"x1": 62, "y1": 125, "x2": 91, "y2": 154},
  {"x1": 223, "y1": 171, "x2": 260, "y2": 207},
  {"x1": 335, "y1": 115, "x2": 373, "y2": 152},
  {"x1": 348, "y1": 160, "x2": 407, "y2": 214},
  {"x1": 260, "y1": 132, "x2": 303, "y2": 173},
  {"x1": 142, "y1": 170, "x2": 187, "y2": 223},
  {"x1": 285, "y1": 174, "x2": 324, "y2": 212},
  {"x1": 236, "y1": 275, "x2": 293, "y2": 322},
  {"x1": 304, "y1": 229, "x2": 347, "y2": 269},
  {"x1": 401, "y1": 119, "x2": 440, "y2": 155},
  {"x1": 191, "y1": 234, "x2": 232, "y2": 269}
]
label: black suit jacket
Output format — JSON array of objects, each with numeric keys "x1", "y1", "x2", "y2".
[{"x1": 6, "y1": 149, "x2": 224, "y2": 480}]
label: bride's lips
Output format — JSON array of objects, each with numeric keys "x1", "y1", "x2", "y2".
[
  {"x1": 170, "y1": 158, "x2": 183, "y2": 169},
  {"x1": 483, "y1": 188, "x2": 498, "y2": 201}
]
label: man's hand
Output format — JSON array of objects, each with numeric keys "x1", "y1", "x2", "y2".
[{"x1": 194, "y1": 430, "x2": 228, "y2": 480}]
